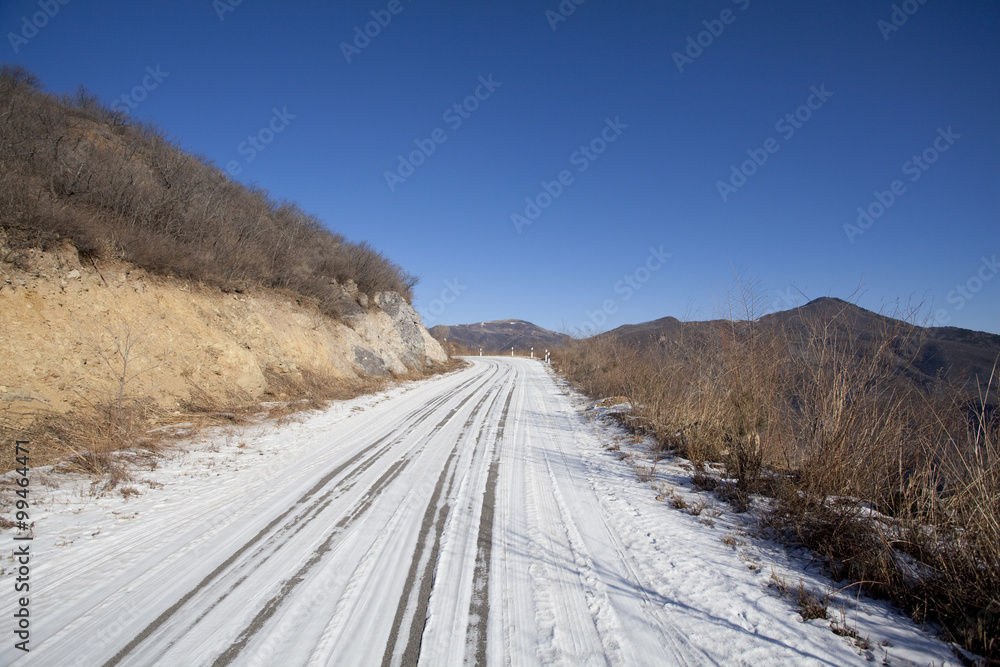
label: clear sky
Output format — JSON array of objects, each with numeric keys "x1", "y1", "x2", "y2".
[{"x1": 4, "y1": 0, "x2": 998, "y2": 334}]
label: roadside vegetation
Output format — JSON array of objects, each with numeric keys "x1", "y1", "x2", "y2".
[
  {"x1": 553, "y1": 285, "x2": 999, "y2": 661},
  {"x1": 0, "y1": 65, "x2": 415, "y2": 312},
  {"x1": 436, "y1": 339, "x2": 478, "y2": 357},
  {"x1": 0, "y1": 358, "x2": 462, "y2": 494}
]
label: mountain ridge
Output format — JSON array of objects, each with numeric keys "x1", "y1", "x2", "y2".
[
  {"x1": 605, "y1": 297, "x2": 1000, "y2": 392},
  {"x1": 429, "y1": 320, "x2": 570, "y2": 353}
]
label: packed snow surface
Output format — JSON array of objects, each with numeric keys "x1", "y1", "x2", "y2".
[{"x1": 1, "y1": 358, "x2": 959, "y2": 665}]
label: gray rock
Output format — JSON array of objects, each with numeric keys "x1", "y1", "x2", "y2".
[
  {"x1": 335, "y1": 297, "x2": 364, "y2": 321},
  {"x1": 0, "y1": 389, "x2": 48, "y2": 404},
  {"x1": 353, "y1": 346, "x2": 389, "y2": 376},
  {"x1": 66, "y1": 269, "x2": 81, "y2": 279},
  {"x1": 376, "y1": 292, "x2": 425, "y2": 366}
]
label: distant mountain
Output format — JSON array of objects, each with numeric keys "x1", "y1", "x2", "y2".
[
  {"x1": 605, "y1": 315, "x2": 690, "y2": 343},
  {"x1": 430, "y1": 320, "x2": 570, "y2": 354},
  {"x1": 605, "y1": 298, "x2": 1000, "y2": 393}
]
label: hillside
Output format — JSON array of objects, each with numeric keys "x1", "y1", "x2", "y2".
[
  {"x1": 0, "y1": 66, "x2": 414, "y2": 313},
  {"x1": 429, "y1": 319, "x2": 569, "y2": 354},
  {"x1": 1, "y1": 240, "x2": 445, "y2": 396},
  {"x1": 605, "y1": 297, "x2": 1000, "y2": 393},
  {"x1": 0, "y1": 68, "x2": 447, "y2": 470}
]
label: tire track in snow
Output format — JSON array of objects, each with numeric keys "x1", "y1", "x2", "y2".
[
  {"x1": 381, "y1": 368, "x2": 512, "y2": 666},
  {"x1": 211, "y1": 455, "x2": 411, "y2": 665},
  {"x1": 39, "y1": 371, "x2": 487, "y2": 654},
  {"x1": 212, "y1": 368, "x2": 502, "y2": 666},
  {"x1": 533, "y1": 374, "x2": 712, "y2": 666},
  {"x1": 521, "y1": 416, "x2": 601, "y2": 662},
  {"x1": 103, "y1": 435, "x2": 400, "y2": 667},
  {"x1": 303, "y1": 362, "x2": 512, "y2": 666},
  {"x1": 535, "y1": 441, "x2": 629, "y2": 665},
  {"x1": 578, "y1": 451, "x2": 714, "y2": 666},
  {"x1": 465, "y1": 384, "x2": 513, "y2": 666},
  {"x1": 103, "y1": 364, "x2": 499, "y2": 666}
]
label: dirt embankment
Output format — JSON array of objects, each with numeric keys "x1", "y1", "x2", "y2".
[{"x1": 0, "y1": 241, "x2": 448, "y2": 467}]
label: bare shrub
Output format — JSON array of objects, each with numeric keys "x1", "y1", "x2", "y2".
[
  {"x1": 717, "y1": 273, "x2": 782, "y2": 492},
  {"x1": 670, "y1": 491, "x2": 689, "y2": 511},
  {"x1": 770, "y1": 570, "x2": 829, "y2": 622},
  {"x1": 553, "y1": 326, "x2": 728, "y2": 465},
  {"x1": 691, "y1": 469, "x2": 719, "y2": 492},
  {"x1": 0, "y1": 67, "x2": 417, "y2": 311},
  {"x1": 633, "y1": 460, "x2": 656, "y2": 483}
]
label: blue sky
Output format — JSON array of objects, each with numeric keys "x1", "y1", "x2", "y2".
[{"x1": 4, "y1": 0, "x2": 998, "y2": 334}]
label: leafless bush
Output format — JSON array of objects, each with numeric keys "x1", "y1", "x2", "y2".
[
  {"x1": 633, "y1": 460, "x2": 656, "y2": 483},
  {"x1": 0, "y1": 66, "x2": 416, "y2": 310},
  {"x1": 691, "y1": 469, "x2": 720, "y2": 492},
  {"x1": 769, "y1": 570, "x2": 829, "y2": 622}
]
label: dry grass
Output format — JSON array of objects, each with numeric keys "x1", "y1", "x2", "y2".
[
  {"x1": 554, "y1": 287, "x2": 1000, "y2": 661},
  {"x1": 770, "y1": 569, "x2": 829, "y2": 622},
  {"x1": 1, "y1": 356, "x2": 465, "y2": 494},
  {"x1": 691, "y1": 469, "x2": 720, "y2": 492},
  {"x1": 633, "y1": 460, "x2": 657, "y2": 483}
]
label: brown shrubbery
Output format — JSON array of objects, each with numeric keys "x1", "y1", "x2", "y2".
[
  {"x1": 0, "y1": 65, "x2": 416, "y2": 313},
  {"x1": 554, "y1": 296, "x2": 999, "y2": 660}
]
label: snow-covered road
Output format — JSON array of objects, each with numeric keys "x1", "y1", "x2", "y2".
[{"x1": 2, "y1": 358, "x2": 957, "y2": 666}]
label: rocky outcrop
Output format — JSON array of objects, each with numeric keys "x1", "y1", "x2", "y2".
[
  {"x1": 0, "y1": 242, "x2": 447, "y2": 415},
  {"x1": 375, "y1": 292, "x2": 448, "y2": 368}
]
